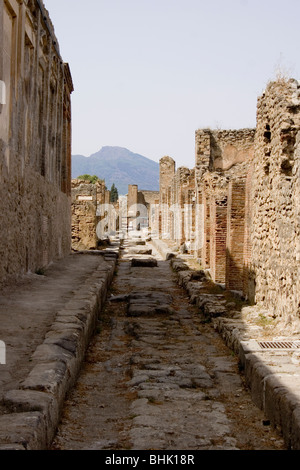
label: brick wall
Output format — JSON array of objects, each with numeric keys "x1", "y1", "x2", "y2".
[{"x1": 226, "y1": 179, "x2": 246, "y2": 291}]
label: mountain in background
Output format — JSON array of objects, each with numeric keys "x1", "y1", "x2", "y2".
[{"x1": 72, "y1": 146, "x2": 160, "y2": 195}]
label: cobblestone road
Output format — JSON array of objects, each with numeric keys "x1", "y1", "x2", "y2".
[{"x1": 52, "y1": 241, "x2": 286, "y2": 451}]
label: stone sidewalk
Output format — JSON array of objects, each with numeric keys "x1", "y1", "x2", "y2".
[
  {"x1": 152, "y1": 238, "x2": 300, "y2": 450},
  {"x1": 0, "y1": 246, "x2": 119, "y2": 450}
]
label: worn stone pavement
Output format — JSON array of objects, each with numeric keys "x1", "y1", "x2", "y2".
[
  {"x1": 0, "y1": 250, "x2": 118, "y2": 450},
  {"x1": 51, "y1": 240, "x2": 286, "y2": 451}
]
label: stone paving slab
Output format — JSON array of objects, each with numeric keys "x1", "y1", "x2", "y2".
[{"x1": 0, "y1": 246, "x2": 119, "y2": 450}]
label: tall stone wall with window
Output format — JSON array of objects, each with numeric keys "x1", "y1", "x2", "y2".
[
  {"x1": 0, "y1": 0, "x2": 73, "y2": 284},
  {"x1": 249, "y1": 79, "x2": 300, "y2": 323}
]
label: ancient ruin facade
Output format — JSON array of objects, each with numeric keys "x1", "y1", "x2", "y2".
[
  {"x1": 158, "y1": 78, "x2": 300, "y2": 325},
  {"x1": 249, "y1": 79, "x2": 300, "y2": 323},
  {"x1": 0, "y1": 0, "x2": 73, "y2": 283}
]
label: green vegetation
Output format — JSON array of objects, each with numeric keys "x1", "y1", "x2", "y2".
[
  {"x1": 110, "y1": 183, "x2": 119, "y2": 202},
  {"x1": 78, "y1": 174, "x2": 100, "y2": 184},
  {"x1": 256, "y1": 313, "x2": 275, "y2": 327}
]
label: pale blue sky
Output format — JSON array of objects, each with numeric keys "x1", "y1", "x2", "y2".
[{"x1": 45, "y1": 0, "x2": 300, "y2": 168}]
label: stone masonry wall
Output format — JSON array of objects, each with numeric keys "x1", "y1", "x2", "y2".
[
  {"x1": 195, "y1": 129, "x2": 255, "y2": 288},
  {"x1": 250, "y1": 79, "x2": 300, "y2": 323},
  {"x1": 71, "y1": 179, "x2": 106, "y2": 251},
  {"x1": 0, "y1": 0, "x2": 73, "y2": 284}
]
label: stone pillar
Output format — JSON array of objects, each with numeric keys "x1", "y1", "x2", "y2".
[
  {"x1": 159, "y1": 156, "x2": 175, "y2": 239},
  {"x1": 195, "y1": 130, "x2": 211, "y2": 182},
  {"x1": 71, "y1": 180, "x2": 98, "y2": 251},
  {"x1": 127, "y1": 184, "x2": 138, "y2": 231}
]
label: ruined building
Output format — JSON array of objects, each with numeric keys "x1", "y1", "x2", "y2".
[
  {"x1": 0, "y1": 0, "x2": 73, "y2": 284},
  {"x1": 159, "y1": 78, "x2": 300, "y2": 326}
]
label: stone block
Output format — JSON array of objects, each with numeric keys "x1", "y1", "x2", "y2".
[
  {"x1": 129, "y1": 247, "x2": 153, "y2": 255},
  {"x1": 131, "y1": 258, "x2": 158, "y2": 268},
  {"x1": 0, "y1": 412, "x2": 47, "y2": 450},
  {"x1": 127, "y1": 304, "x2": 174, "y2": 317},
  {"x1": 20, "y1": 361, "x2": 69, "y2": 398},
  {"x1": 4, "y1": 389, "x2": 60, "y2": 447}
]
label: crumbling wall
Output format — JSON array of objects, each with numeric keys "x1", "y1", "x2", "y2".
[
  {"x1": 195, "y1": 129, "x2": 255, "y2": 287},
  {"x1": 210, "y1": 129, "x2": 255, "y2": 170},
  {"x1": 0, "y1": 0, "x2": 73, "y2": 283},
  {"x1": 250, "y1": 79, "x2": 300, "y2": 323},
  {"x1": 71, "y1": 179, "x2": 106, "y2": 250}
]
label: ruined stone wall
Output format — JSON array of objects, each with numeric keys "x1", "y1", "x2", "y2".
[
  {"x1": 194, "y1": 129, "x2": 255, "y2": 288},
  {"x1": 210, "y1": 129, "x2": 255, "y2": 170},
  {"x1": 157, "y1": 79, "x2": 300, "y2": 327},
  {"x1": 72, "y1": 179, "x2": 106, "y2": 251},
  {"x1": 195, "y1": 128, "x2": 255, "y2": 173},
  {"x1": 249, "y1": 79, "x2": 300, "y2": 323},
  {"x1": 0, "y1": 0, "x2": 73, "y2": 283},
  {"x1": 139, "y1": 190, "x2": 159, "y2": 207}
]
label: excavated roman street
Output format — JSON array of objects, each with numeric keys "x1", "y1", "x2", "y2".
[{"x1": 51, "y1": 240, "x2": 286, "y2": 451}]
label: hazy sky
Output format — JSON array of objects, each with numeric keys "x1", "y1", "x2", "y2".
[{"x1": 45, "y1": 0, "x2": 300, "y2": 168}]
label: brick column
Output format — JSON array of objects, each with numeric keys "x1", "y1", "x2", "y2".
[
  {"x1": 210, "y1": 196, "x2": 227, "y2": 285},
  {"x1": 226, "y1": 179, "x2": 246, "y2": 291}
]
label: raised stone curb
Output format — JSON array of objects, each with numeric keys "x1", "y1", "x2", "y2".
[
  {"x1": 0, "y1": 248, "x2": 119, "y2": 450},
  {"x1": 170, "y1": 253, "x2": 300, "y2": 450}
]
